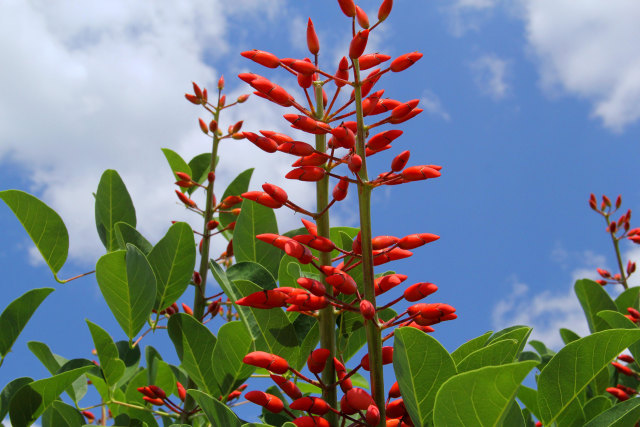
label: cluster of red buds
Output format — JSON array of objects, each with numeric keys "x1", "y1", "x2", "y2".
[
  {"x1": 233, "y1": 0, "x2": 456, "y2": 424},
  {"x1": 137, "y1": 382, "x2": 193, "y2": 415},
  {"x1": 241, "y1": 350, "x2": 415, "y2": 426},
  {"x1": 589, "y1": 194, "x2": 638, "y2": 288},
  {"x1": 608, "y1": 354, "x2": 640, "y2": 402},
  {"x1": 611, "y1": 353, "x2": 640, "y2": 380}
]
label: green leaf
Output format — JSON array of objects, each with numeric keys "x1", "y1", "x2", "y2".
[
  {"x1": 26, "y1": 342, "x2": 86, "y2": 403},
  {"x1": 124, "y1": 367, "x2": 174, "y2": 425},
  {"x1": 584, "y1": 398, "x2": 640, "y2": 427},
  {"x1": 433, "y1": 361, "x2": 538, "y2": 427},
  {"x1": 597, "y1": 310, "x2": 640, "y2": 361},
  {"x1": 95, "y1": 169, "x2": 136, "y2": 252},
  {"x1": 42, "y1": 400, "x2": 84, "y2": 427},
  {"x1": 115, "y1": 340, "x2": 142, "y2": 388},
  {"x1": 518, "y1": 351, "x2": 542, "y2": 363},
  {"x1": 517, "y1": 385, "x2": 540, "y2": 421},
  {"x1": 537, "y1": 329, "x2": 640, "y2": 426},
  {"x1": 220, "y1": 168, "x2": 254, "y2": 229},
  {"x1": 457, "y1": 339, "x2": 522, "y2": 373},
  {"x1": 147, "y1": 222, "x2": 196, "y2": 311},
  {"x1": 277, "y1": 257, "x2": 316, "y2": 289},
  {"x1": 583, "y1": 396, "x2": 612, "y2": 422},
  {"x1": 188, "y1": 389, "x2": 242, "y2": 427},
  {"x1": 114, "y1": 222, "x2": 153, "y2": 254},
  {"x1": 167, "y1": 313, "x2": 218, "y2": 395},
  {"x1": 161, "y1": 148, "x2": 192, "y2": 184},
  {"x1": 86, "y1": 320, "x2": 125, "y2": 389},
  {"x1": 187, "y1": 152, "x2": 215, "y2": 195},
  {"x1": 501, "y1": 401, "x2": 526, "y2": 427},
  {"x1": 95, "y1": 245, "x2": 156, "y2": 339},
  {"x1": 0, "y1": 190, "x2": 68, "y2": 275},
  {"x1": 227, "y1": 261, "x2": 276, "y2": 291},
  {"x1": 336, "y1": 308, "x2": 395, "y2": 363},
  {"x1": 487, "y1": 326, "x2": 532, "y2": 357},
  {"x1": 0, "y1": 377, "x2": 32, "y2": 422},
  {"x1": 451, "y1": 331, "x2": 493, "y2": 365},
  {"x1": 614, "y1": 286, "x2": 640, "y2": 313},
  {"x1": 233, "y1": 199, "x2": 281, "y2": 279},
  {"x1": 9, "y1": 364, "x2": 93, "y2": 426},
  {"x1": 575, "y1": 279, "x2": 617, "y2": 333},
  {"x1": 0, "y1": 287, "x2": 54, "y2": 357},
  {"x1": 394, "y1": 327, "x2": 457, "y2": 426},
  {"x1": 212, "y1": 321, "x2": 255, "y2": 398},
  {"x1": 559, "y1": 328, "x2": 582, "y2": 345},
  {"x1": 292, "y1": 314, "x2": 320, "y2": 371}
]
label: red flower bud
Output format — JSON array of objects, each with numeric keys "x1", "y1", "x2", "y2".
[
  {"x1": 218, "y1": 75, "x2": 225, "y2": 89},
  {"x1": 350, "y1": 29, "x2": 369, "y2": 59},
  {"x1": 345, "y1": 388, "x2": 375, "y2": 410},
  {"x1": 360, "y1": 299, "x2": 375, "y2": 320},
  {"x1": 371, "y1": 235, "x2": 399, "y2": 250},
  {"x1": 367, "y1": 129, "x2": 403, "y2": 151},
  {"x1": 181, "y1": 303, "x2": 193, "y2": 316},
  {"x1": 307, "y1": 18, "x2": 320, "y2": 55},
  {"x1": 237, "y1": 290, "x2": 289, "y2": 309},
  {"x1": 349, "y1": 154, "x2": 362, "y2": 173},
  {"x1": 242, "y1": 191, "x2": 283, "y2": 209},
  {"x1": 359, "y1": 53, "x2": 391, "y2": 70},
  {"x1": 391, "y1": 99, "x2": 420, "y2": 120},
  {"x1": 297, "y1": 277, "x2": 326, "y2": 296},
  {"x1": 333, "y1": 177, "x2": 350, "y2": 201},
  {"x1": 142, "y1": 396, "x2": 164, "y2": 405},
  {"x1": 361, "y1": 346, "x2": 393, "y2": 371},
  {"x1": 81, "y1": 411, "x2": 95, "y2": 420},
  {"x1": 198, "y1": 118, "x2": 209, "y2": 134},
  {"x1": 330, "y1": 125, "x2": 356, "y2": 149},
  {"x1": 241, "y1": 49, "x2": 280, "y2": 68},
  {"x1": 335, "y1": 56, "x2": 351, "y2": 87},
  {"x1": 307, "y1": 349, "x2": 331, "y2": 374},
  {"x1": 279, "y1": 141, "x2": 316, "y2": 156},
  {"x1": 374, "y1": 274, "x2": 408, "y2": 295},
  {"x1": 373, "y1": 248, "x2": 413, "y2": 265},
  {"x1": 185, "y1": 94, "x2": 200, "y2": 105},
  {"x1": 606, "y1": 387, "x2": 630, "y2": 401},
  {"x1": 271, "y1": 374, "x2": 303, "y2": 399},
  {"x1": 245, "y1": 390, "x2": 285, "y2": 413},
  {"x1": 293, "y1": 234, "x2": 335, "y2": 252},
  {"x1": 390, "y1": 52, "x2": 423, "y2": 72},
  {"x1": 243, "y1": 132, "x2": 279, "y2": 153},
  {"x1": 401, "y1": 165, "x2": 441, "y2": 181},
  {"x1": 284, "y1": 114, "x2": 332, "y2": 134},
  {"x1": 291, "y1": 396, "x2": 331, "y2": 415},
  {"x1": 362, "y1": 89, "x2": 385, "y2": 116},
  {"x1": 243, "y1": 351, "x2": 289, "y2": 374},
  {"x1": 286, "y1": 166, "x2": 326, "y2": 182},
  {"x1": 378, "y1": 0, "x2": 393, "y2": 21},
  {"x1": 251, "y1": 78, "x2": 293, "y2": 107},
  {"x1": 355, "y1": 5, "x2": 370, "y2": 28},
  {"x1": 286, "y1": 293, "x2": 328, "y2": 310},
  {"x1": 321, "y1": 266, "x2": 358, "y2": 294},
  {"x1": 360, "y1": 68, "x2": 382, "y2": 97},
  {"x1": 292, "y1": 416, "x2": 330, "y2": 427},
  {"x1": 337, "y1": 0, "x2": 356, "y2": 17},
  {"x1": 618, "y1": 354, "x2": 635, "y2": 363},
  {"x1": 389, "y1": 381, "x2": 401, "y2": 398},
  {"x1": 175, "y1": 190, "x2": 196, "y2": 208},
  {"x1": 404, "y1": 282, "x2": 438, "y2": 302},
  {"x1": 397, "y1": 233, "x2": 440, "y2": 249},
  {"x1": 386, "y1": 399, "x2": 406, "y2": 419}
]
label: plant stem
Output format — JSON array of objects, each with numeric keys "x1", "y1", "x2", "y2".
[
  {"x1": 182, "y1": 92, "x2": 222, "y2": 423},
  {"x1": 606, "y1": 215, "x2": 629, "y2": 289},
  {"x1": 352, "y1": 59, "x2": 386, "y2": 426},
  {"x1": 314, "y1": 81, "x2": 338, "y2": 427}
]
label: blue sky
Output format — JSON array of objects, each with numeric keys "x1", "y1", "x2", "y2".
[{"x1": 2, "y1": 0, "x2": 640, "y2": 422}]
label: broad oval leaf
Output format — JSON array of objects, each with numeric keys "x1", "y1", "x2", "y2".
[
  {"x1": 0, "y1": 190, "x2": 68, "y2": 275},
  {"x1": 0, "y1": 377, "x2": 32, "y2": 422},
  {"x1": 167, "y1": 313, "x2": 219, "y2": 396},
  {"x1": 114, "y1": 222, "x2": 152, "y2": 254},
  {"x1": 456, "y1": 339, "x2": 521, "y2": 373},
  {"x1": 161, "y1": 148, "x2": 192, "y2": 183},
  {"x1": 583, "y1": 396, "x2": 612, "y2": 422},
  {"x1": 227, "y1": 261, "x2": 276, "y2": 291},
  {"x1": 26, "y1": 341, "x2": 86, "y2": 403},
  {"x1": 433, "y1": 361, "x2": 538, "y2": 427},
  {"x1": 559, "y1": 327, "x2": 581, "y2": 345},
  {"x1": 9, "y1": 364, "x2": 93, "y2": 426},
  {"x1": 487, "y1": 325, "x2": 532, "y2": 357},
  {"x1": 86, "y1": 320, "x2": 125, "y2": 389},
  {"x1": 95, "y1": 169, "x2": 136, "y2": 252},
  {"x1": 233, "y1": 199, "x2": 281, "y2": 279},
  {"x1": 0, "y1": 287, "x2": 54, "y2": 357},
  {"x1": 95, "y1": 245, "x2": 156, "y2": 339},
  {"x1": 42, "y1": 400, "x2": 84, "y2": 427},
  {"x1": 584, "y1": 397, "x2": 640, "y2": 427},
  {"x1": 394, "y1": 327, "x2": 457, "y2": 426},
  {"x1": 188, "y1": 389, "x2": 242, "y2": 427},
  {"x1": 219, "y1": 168, "x2": 254, "y2": 229},
  {"x1": 575, "y1": 279, "x2": 617, "y2": 333},
  {"x1": 614, "y1": 286, "x2": 640, "y2": 313},
  {"x1": 537, "y1": 329, "x2": 640, "y2": 426},
  {"x1": 147, "y1": 222, "x2": 196, "y2": 311},
  {"x1": 212, "y1": 321, "x2": 255, "y2": 398},
  {"x1": 451, "y1": 331, "x2": 493, "y2": 365},
  {"x1": 597, "y1": 310, "x2": 640, "y2": 361}
]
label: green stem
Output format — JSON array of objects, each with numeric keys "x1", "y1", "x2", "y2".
[
  {"x1": 314, "y1": 81, "x2": 338, "y2": 427},
  {"x1": 353, "y1": 59, "x2": 386, "y2": 426},
  {"x1": 606, "y1": 215, "x2": 629, "y2": 289},
  {"x1": 182, "y1": 92, "x2": 222, "y2": 423}
]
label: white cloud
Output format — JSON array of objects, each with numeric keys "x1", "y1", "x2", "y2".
[
  {"x1": 470, "y1": 54, "x2": 510, "y2": 99},
  {"x1": 493, "y1": 250, "x2": 609, "y2": 349},
  {"x1": 445, "y1": 0, "x2": 498, "y2": 36},
  {"x1": 421, "y1": 90, "x2": 451, "y2": 121},
  {"x1": 0, "y1": 0, "x2": 347, "y2": 267}
]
